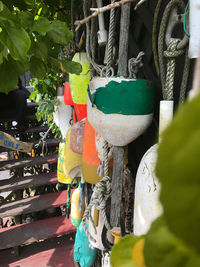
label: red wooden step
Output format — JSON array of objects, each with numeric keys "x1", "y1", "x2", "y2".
[
  {"x1": 0, "y1": 153, "x2": 58, "y2": 171},
  {"x1": 0, "y1": 215, "x2": 76, "y2": 250},
  {"x1": 0, "y1": 172, "x2": 58, "y2": 193},
  {"x1": 0, "y1": 190, "x2": 67, "y2": 218}
]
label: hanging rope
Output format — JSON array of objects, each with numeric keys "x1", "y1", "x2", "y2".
[
  {"x1": 106, "y1": 0, "x2": 116, "y2": 76},
  {"x1": 158, "y1": 0, "x2": 190, "y2": 102},
  {"x1": 83, "y1": 0, "x2": 103, "y2": 75},
  {"x1": 82, "y1": 141, "x2": 111, "y2": 246}
]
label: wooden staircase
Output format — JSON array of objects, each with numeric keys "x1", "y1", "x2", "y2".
[{"x1": 0, "y1": 102, "x2": 76, "y2": 252}]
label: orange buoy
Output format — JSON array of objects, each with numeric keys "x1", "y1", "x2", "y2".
[{"x1": 82, "y1": 119, "x2": 112, "y2": 184}]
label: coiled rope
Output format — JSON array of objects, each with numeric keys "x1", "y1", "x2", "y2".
[{"x1": 158, "y1": 0, "x2": 190, "y2": 103}]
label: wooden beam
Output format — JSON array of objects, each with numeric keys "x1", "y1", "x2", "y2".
[
  {"x1": 0, "y1": 215, "x2": 76, "y2": 249},
  {"x1": 0, "y1": 190, "x2": 67, "y2": 218},
  {"x1": 118, "y1": 3, "x2": 131, "y2": 77},
  {"x1": 110, "y1": 146, "x2": 124, "y2": 227},
  {"x1": 0, "y1": 154, "x2": 58, "y2": 171},
  {"x1": 0, "y1": 172, "x2": 57, "y2": 193}
]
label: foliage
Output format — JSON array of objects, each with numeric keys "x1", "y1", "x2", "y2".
[
  {"x1": 0, "y1": 0, "x2": 82, "y2": 94},
  {"x1": 156, "y1": 95, "x2": 200, "y2": 253},
  {"x1": 29, "y1": 74, "x2": 61, "y2": 138},
  {"x1": 111, "y1": 95, "x2": 200, "y2": 266}
]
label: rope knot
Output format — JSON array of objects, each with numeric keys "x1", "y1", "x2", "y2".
[{"x1": 164, "y1": 38, "x2": 184, "y2": 58}]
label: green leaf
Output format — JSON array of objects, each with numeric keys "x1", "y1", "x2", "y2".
[
  {"x1": 32, "y1": 17, "x2": 51, "y2": 36},
  {"x1": 156, "y1": 95, "x2": 200, "y2": 253},
  {"x1": 110, "y1": 234, "x2": 142, "y2": 267},
  {"x1": 47, "y1": 20, "x2": 73, "y2": 45},
  {"x1": 0, "y1": 21, "x2": 30, "y2": 61},
  {"x1": 35, "y1": 41, "x2": 48, "y2": 60},
  {"x1": 17, "y1": 11, "x2": 34, "y2": 29},
  {"x1": 0, "y1": 1, "x2": 3, "y2": 12},
  {"x1": 144, "y1": 217, "x2": 200, "y2": 267},
  {"x1": 29, "y1": 56, "x2": 46, "y2": 79},
  {"x1": 60, "y1": 59, "x2": 82, "y2": 75},
  {"x1": 0, "y1": 56, "x2": 28, "y2": 93}
]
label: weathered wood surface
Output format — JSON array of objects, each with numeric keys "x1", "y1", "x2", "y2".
[
  {"x1": 110, "y1": 146, "x2": 124, "y2": 227},
  {"x1": 118, "y1": 3, "x2": 131, "y2": 77},
  {"x1": 0, "y1": 172, "x2": 57, "y2": 193},
  {"x1": 33, "y1": 138, "x2": 61, "y2": 147},
  {"x1": 9, "y1": 125, "x2": 49, "y2": 135},
  {"x1": 0, "y1": 190, "x2": 67, "y2": 218},
  {"x1": 0, "y1": 215, "x2": 76, "y2": 250},
  {"x1": 0, "y1": 114, "x2": 37, "y2": 122},
  {"x1": 0, "y1": 153, "x2": 58, "y2": 171}
]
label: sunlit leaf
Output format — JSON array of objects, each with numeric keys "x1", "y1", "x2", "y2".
[{"x1": 156, "y1": 96, "x2": 200, "y2": 253}]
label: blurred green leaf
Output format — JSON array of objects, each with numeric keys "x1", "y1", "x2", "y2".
[
  {"x1": 17, "y1": 11, "x2": 34, "y2": 29},
  {"x1": 35, "y1": 41, "x2": 48, "y2": 60},
  {"x1": 144, "y1": 217, "x2": 200, "y2": 267},
  {"x1": 0, "y1": 55, "x2": 28, "y2": 93},
  {"x1": 110, "y1": 234, "x2": 142, "y2": 267},
  {"x1": 60, "y1": 59, "x2": 82, "y2": 75},
  {"x1": 47, "y1": 20, "x2": 73, "y2": 45},
  {"x1": 29, "y1": 56, "x2": 46, "y2": 79},
  {"x1": 156, "y1": 96, "x2": 200, "y2": 253}
]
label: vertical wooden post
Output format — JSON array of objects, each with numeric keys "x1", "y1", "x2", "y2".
[
  {"x1": 110, "y1": 4, "x2": 131, "y2": 237},
  {"x1": 118, "y1": 3, "x2": 131, "y2": 77},
  {"x1": 110, "y1": 146, "x2": 124, "y2": 228}
]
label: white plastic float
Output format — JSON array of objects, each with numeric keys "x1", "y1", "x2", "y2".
[
  {"x1": 134, "y1": 100, "x2": 173, "y2": 236},
  {"x1": 53, "y1": 87, "x2": 72, "y2": 139},
  {"x1": 87, "y1": 77, "x2": 154, "y2": 146}
]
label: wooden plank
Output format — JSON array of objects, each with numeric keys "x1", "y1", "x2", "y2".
[
  {"x1": 0, "y1": 172, "x2": 57, "y2": 193},
  {"x1": 0, "y1": 215, "x2": 76, "y2": 250},
  {"x1": 0, "y1": 153, "x2": 58, "y2": 171},
  {"x1": 0, "y1": 190, "x2": 67, "y2": 218},
  {"x1": 33, "y1": 138, "x2": 61, "y2": 147},
  {"x1": 8, "y1": 125, "x2": 49, "y2": 135},
  {"x1": 118, "y1": 3, "x2": 131, "y2": 77},
  {"x1": 110, "y1": 146, "x2": 124, "y2": 228}
]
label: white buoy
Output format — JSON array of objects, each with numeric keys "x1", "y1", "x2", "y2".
[
  {"x1": 189, "y1": 0, "x2": 200, "y2": 58},
  {"x1": 53, "y1": 96, "x2": 72, "y2": 139},
  {"x1": 134, "y1": 100, "x2": 173, "y2": 236}
]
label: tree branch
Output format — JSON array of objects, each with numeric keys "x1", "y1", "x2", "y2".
[{"x1": 74, "y1": 0, "x2": 137, "y2": 31}]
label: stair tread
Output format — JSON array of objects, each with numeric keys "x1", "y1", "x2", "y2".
[
  {"x1": 7, "y1": 125, "x2": 49, "y2": 135},
  {"x1": 0, "y1": 190, "x2": 67, "y2": 218},
  {"x1": 0, "y1": 215, "x2": 75, "y2": 250},
  {"x1": 0, "y1": 154, "x2": 58, "y2": 171},
  {"x1": 0, "y1": 172, "x2": 57, "y2": 193}
]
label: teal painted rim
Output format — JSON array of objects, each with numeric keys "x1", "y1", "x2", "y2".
[{"x1": 88, "y1": 79, "x2": 154, "y2": 115}]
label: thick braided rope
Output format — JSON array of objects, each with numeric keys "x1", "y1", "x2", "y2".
[
  {"x1": 106, "y1": 0, "x2": 116, "y2": 76},
  {"x1": 158, "y1": 0, "x2": 189, "y2": 101},
  {"x1": 163, "y1": 38, "x2": 184, "y2": 100},
  {"x1": 82, "y1": 175, "x2": 111, "y2": 245}
]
